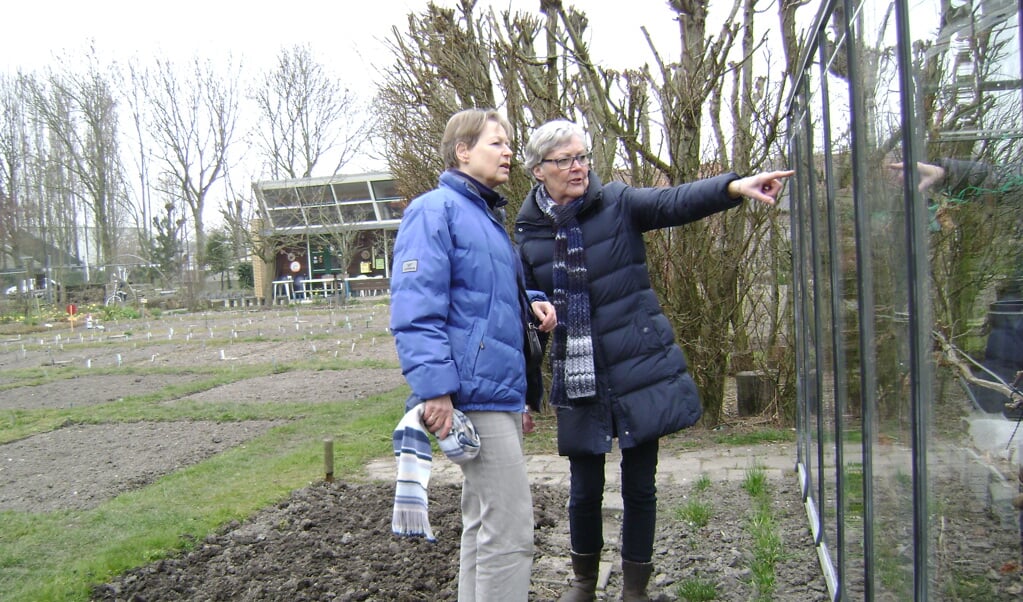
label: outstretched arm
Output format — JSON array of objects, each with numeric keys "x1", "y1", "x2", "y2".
[
  {"x1": 888, "y1": 161, "x2": 946, "y2": 193},
  {"x1": 727, "y1": 170, "x2": 796, "y2": 206}
]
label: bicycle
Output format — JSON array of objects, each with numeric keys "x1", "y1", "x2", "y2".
[{"x1": 104, "y1": 278, "x2": 137, "y2": 306}]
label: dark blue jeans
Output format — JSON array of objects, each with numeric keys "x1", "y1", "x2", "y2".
[{"x1": 567, "y1": 438, "x2": 659, "y2": 563}]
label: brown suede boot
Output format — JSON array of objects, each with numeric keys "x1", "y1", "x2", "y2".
[
  {"x1": 559, "y1": 551, "x2": 601, "y2": 602},
  {"x1": 621, "y1": 559, "x2": 653, "y2": 602}
]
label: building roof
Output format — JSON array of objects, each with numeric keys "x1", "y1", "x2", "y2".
[{"x1": 252, "y1": 172, "x2": 406, "y2": 234}]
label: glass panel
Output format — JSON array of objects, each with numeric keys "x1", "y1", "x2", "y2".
[
  {"x1": 267, "y1": 207, "x2": 303, "y2": 228},
  {"x1": 262, "y1": 187, "x2": 299, "y2": 208},
  {"x1": 333, "y1": 181, "x2": 371, "y2": 202},
  {"x1": 376, "y1": 198, "x2": 409, "y2": 220},
  {"x1": 371, "y1": 179, "x2": 406, "y2": 220},
  {"x1": 791, "y1": 1, "x2": 1022, "y2": 598},
  {"x1": 826, "y1": 22, "x2": 868, "y2": 602},
  {"x1": 297, "y1": 184, "x2": 333, "y2": 206},
  {"x1": 370, "y1": 179, "x2": 399, "y2": 199},
  {"x1": 821, "y1": 21, "x2": 863, "y2": 598},
  {"x1": 804, "y1": 51, "x2": 841, "y2": 579},
  {"x1": 790, "y1": 74, "x2": 822, "y2": 543},
  {"x1": 910, "y1": 0, "x2": 1023, "y2": 598},
  {"x1": 338, "y1": 202, "x2": 375, "y2": 224},
  {"x1": 859, "y1": 0, "x2": 917, "y2": 596},
  {"x1": 306, "y1": 205, "x2": 341, "y2": 228}
]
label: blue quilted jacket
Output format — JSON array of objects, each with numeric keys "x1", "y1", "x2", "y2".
[
  {"x1": 391, "y1": 170, "x2": 529, "y2": 413},
  {"x1": 515, "y1": 170, "x2": 741, "y2": 455}
]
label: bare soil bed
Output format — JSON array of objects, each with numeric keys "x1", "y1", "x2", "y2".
[
  {"x1": 2, "y1": 302, "x2": 1020, "y2": 600},
  {"x1": 90, "y1": 477, "x2": 828, "y2": 602},
  {"x1": 0, "y1": 420, "x2": 285, "y2": 512}
]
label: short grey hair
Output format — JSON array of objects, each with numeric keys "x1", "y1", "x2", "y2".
[{"x1": 523, "y1": 120, "x2": 589, "y2": 171}]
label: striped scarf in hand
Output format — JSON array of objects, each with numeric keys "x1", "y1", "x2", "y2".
[
  {"x1": 392, "y1": 404, "x2": 480, "y2": 541},
  {"x1": 538, "y1": 186, "x2": 597, "y2": 406}
]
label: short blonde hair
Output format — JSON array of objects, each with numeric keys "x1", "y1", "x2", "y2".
[{"x1": 439, "y1": 109, "x2": 512, "y2": 169}]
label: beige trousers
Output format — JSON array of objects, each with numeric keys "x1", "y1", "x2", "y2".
[{"x1": 457, "y1": 411, "x2": 534, "y2": 601}]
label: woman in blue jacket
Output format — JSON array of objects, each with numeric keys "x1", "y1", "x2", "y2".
[
  {"x1": 515, "y1": 119, "x2": 791, "y2": 601},
  {"x1": 390, "y1": 108, "x2": 555, "y2": 601}
]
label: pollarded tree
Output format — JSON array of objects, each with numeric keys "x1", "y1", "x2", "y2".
[
  {"x1": 380, "y1": 0, "x2": 801, "y2": 425},
  {"x1": 376, "y1": 0, "x2": 500, "y2": 203},
  {"x1": 546, "y1": 0, "x2": 794, "y2": 424}
]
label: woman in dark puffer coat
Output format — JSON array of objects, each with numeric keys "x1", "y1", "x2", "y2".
[{"x1": 515, "y1": 119, "x2": 792, "y2": 601}]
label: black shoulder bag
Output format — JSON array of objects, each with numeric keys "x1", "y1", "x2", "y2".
[{"x1": 519, "y1": 281, "x2": 543, "y2": 363}]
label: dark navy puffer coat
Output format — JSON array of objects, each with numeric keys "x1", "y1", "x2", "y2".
[{"x1": 514, "y1": 170, "x2": 741, "y2": 456}]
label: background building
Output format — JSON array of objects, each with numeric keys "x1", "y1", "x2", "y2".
[{"x1": 251, "y1": 172, "x2": 406, "y2": 302}]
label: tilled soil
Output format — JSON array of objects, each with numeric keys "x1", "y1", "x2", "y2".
[
  {"x1": 90, "y1": 476, "x2": 830, "y2": 601},
  {"x1": 3, "y1": 304, "x2": 1022, "y2": 600}
]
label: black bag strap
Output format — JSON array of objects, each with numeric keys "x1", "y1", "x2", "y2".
[{"x1": 517, "y1": 277, "x2": 536, "y2": 324}]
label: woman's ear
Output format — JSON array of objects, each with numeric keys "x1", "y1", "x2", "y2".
[
  {"x1": 455, "y1": 141, "x2": 470, "y2": 166},
  {"x1": 531, "y1": 164, "x2": 544, "y2": 182}
]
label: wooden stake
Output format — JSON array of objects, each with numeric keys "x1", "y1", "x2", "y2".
[{"x1": 324, "y1": 439, "x2": 334, "y2": 483}]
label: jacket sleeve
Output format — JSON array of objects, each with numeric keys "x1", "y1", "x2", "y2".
[
  {"x1": 513, "y1": 242, "x2": 548, "y2": 305},
  {"x1": 389, "y1": 197, "x2": 461, "y2": 401},
  {"x1": 614, "y1": 172, "x2": 742, "y2": 232},
  {"x1": 937, "y1": 159, "x2": 1023, "y2": 200}
]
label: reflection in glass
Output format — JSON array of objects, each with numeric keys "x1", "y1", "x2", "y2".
[
  {"x1": 338, "y1": 202, "x2": 375, "y2": 224},
  {"x1": 789, "y1": 0, "x2": 1022, "y2": 599}
]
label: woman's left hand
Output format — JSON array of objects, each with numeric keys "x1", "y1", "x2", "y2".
[{"x1": 728, "y1": 170, "x2": 796, "y2": 205}]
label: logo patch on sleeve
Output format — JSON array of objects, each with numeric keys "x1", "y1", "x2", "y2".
[{"x1": 401, "y1": 260, "x2": 418, "y2": 273}]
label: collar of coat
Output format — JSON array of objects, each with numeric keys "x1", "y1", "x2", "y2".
[
  {"x1": 441, "y1": 169, "x2": 508, "y2": 210},
  {"x1": 518, "y1": 170, "x2": 603, "y2": 228}
]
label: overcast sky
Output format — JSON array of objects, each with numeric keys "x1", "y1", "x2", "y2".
[
  {"x1": 0, "y1": 1, "x2": 699, "y2": 225},
  {"x1": 1, "y1": 0, "x2": 693, "y2": 179},
  {"x1": 2, "y1": 0, "x2": 683, "y2": 86}
]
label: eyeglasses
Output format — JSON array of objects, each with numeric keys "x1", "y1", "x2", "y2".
[{"x1": 540, "y1": 153, "x2": 592, "y2": 170}]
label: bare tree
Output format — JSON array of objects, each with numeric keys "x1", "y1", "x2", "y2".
[
  {"x1": 0, "y1": 73, "x2": 27, "y2": 271},
  {"x1": 252, "y1": 45, "x2": 371, "y2": 180},
  {"x1": 146, "y1": 56, "x2": 239, "y2": 269},
  {"x1": 311, "y1": 228, "x2": 360, "y2": 287},
  {"x1": 24, "y1": 54, "x2": 128, "y2": 268},
  {"x1": 122, "y1": 58, "x2": 157, "y2": 269}
]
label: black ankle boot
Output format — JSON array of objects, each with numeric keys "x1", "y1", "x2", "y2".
[
  {"x1": 559, "y1": 551, "x2": 601, "y2": 602},
  {"x1": 621, "y1": 559, "x2": 653, "y2": 602}
]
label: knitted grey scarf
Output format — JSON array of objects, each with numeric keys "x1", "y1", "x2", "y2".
[{"x1": 537, "y1": 186, "x2": 597, "y2": 406}]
